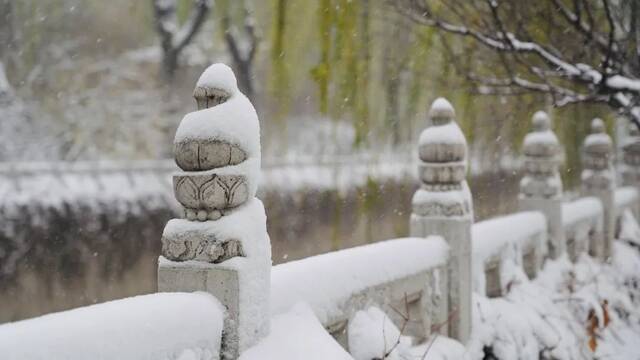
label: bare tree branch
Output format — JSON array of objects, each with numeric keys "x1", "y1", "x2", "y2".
[
  {"x1": 152, "y1": 0, "x2": 212, "y2": 80},
  {"x1": 395, "y1": 0, "x2": 640, "y2": 127}
]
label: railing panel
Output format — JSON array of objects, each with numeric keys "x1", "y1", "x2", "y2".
[{"x1": 0, "y1": 292, "x2": 224, "y2": 360}]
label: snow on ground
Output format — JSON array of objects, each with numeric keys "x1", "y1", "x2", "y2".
[{"x1": 468, "y1": 242, "x2": 640, "y2": 359}]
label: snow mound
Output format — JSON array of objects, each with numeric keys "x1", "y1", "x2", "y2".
[
  {"x1": 196, "y1": 63, "x2": 239, "y2": 93},
  {"x1": 239, "y1": 303, "x2": 351, "y2": 360},
  {"x1": 0, "y1": 292, "x2": 225, "y2": 360},
  {"x1": 348, "y1": 306, "x2": 411, "y2": 360}
]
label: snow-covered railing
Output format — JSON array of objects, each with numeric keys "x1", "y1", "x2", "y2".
[
  {"x1": 0, "y1": 293, "x2": 224, "y2": 360},
  {"x1": 471, "y1": 212, "x2": 547, "y2": 297},
  {"x1": 271, "y1": 237, "x2": 448, "y2": 345},
  {"x1": 562, "y1": 197, "x2": 603, "y2": 261}
]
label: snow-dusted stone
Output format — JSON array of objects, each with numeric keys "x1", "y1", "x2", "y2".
[
  {"x1": 519, "y1": 111, "x2": 565, "y2": 259},
  {"x1": 158, "y1": 64, "x2": 270, "y2": 360},
  {"x1": 581, "y1": 118, "x2": 615, "y2": 260},
  {"x1": 410, "y1": 98, "x2": 472, "y2": 344}
]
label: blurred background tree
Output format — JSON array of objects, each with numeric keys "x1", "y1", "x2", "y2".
[{"x1": 0, "y1": 0, "x2": 623, "y2": 182}]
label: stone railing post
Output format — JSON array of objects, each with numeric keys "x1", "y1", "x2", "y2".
[
  {"x1": 519, "y1": 111, "x2": 565, "y2": 259},
  {"x1": 581, "y1": 118, "x2": 615, "y2": 260},
  {"x1": 410, "y1": 98, "x2": 472, "y2": 344},
  {"x1": 622, "y1": 124, "x2": 640, "y2": 191},
  {"x1": 157, "y1": 64, "x2": 271, "y2": 359}
]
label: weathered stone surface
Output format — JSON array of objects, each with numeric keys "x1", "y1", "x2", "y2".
[
  {"x1": 193, "y1": 86, "x2": 231, "y2": 110},
  {"x1": 161, "y1": 227, "x2": 245, "y2": 263},
  {"x1": 173, "y1": 173, "x2": 249, "y2": 216},
  {"x1": 175, "y1": 139, "x2": 247, "y2": 171}
]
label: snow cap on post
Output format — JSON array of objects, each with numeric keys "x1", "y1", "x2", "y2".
[{"x1": 417, "y1": 98, "x2": 468, "y2": 188}]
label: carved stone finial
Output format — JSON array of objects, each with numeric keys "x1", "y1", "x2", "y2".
[
  {"x1": 519, "y1": 111, "x2": 563, "y2": 199},
  {"x1": 413, "y1": 97, "x2": 471, "y2": 217},
  {"x1": 163, "y1": 63, "x2": 262, "y2": 263}
]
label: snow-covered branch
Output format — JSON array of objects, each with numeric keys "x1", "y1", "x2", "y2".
[
  {"x1": 221, "y1": 0, "x2": 259, "y2": 100},
  {"x1": 395, "y1": 0, "x2": 640, "y2": 127},
  {"x1": 152, "y1": 0, "x2": 212, "y2": 79}
]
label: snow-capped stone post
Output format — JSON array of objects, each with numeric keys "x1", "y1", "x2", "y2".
[
  {"x1": 581, "y1": 118, "x2": 615, "y2": 260},
  {"x1": 157, "y1": 64, "x2": 271, "y2": 359},
  {"x1": 519, "y1": 111, "x2": 565, "y2": 260},
  {"x1": 410, "y1": 98, "x2": 472, "y2": 344}
]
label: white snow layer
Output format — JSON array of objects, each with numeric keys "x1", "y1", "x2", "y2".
[
  {"x1": 0, "y1": 292, "x2": 225, "y2": 360},
  {"x1": 472, "y1": 211, "x2": 546, "y2": 263},
  {"x1": 239, "y1": 303, "x2": 352, "y2": 360},
  {"x1": 523, "y1": 130, "x2": 559, "y2": 146},
  {"x1": 195, "y1": 63, "x2": 239, "y2": 93},
  {"x1": 615, "y1": 186, "x2": 638, "y2": 210},
  {"x1": 562, "y1": 196, "x2": 603, "y2": 226},
  {"x1": 270, "y1": 237, "x2": 449, "y2": 325},
  {"x1": 419, "y1": 121, "x2": 467, "y2": 146},
  {"x1": 174, "y1": 84, "x2": 260, "y2": 160},
  {"x1": 163, "y1": 197, "x2": 269, "y2": 259}
]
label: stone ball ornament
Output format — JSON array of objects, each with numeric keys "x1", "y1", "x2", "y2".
[{"x1": 172, "y1": 63, "x2": 261, "y2": 221}]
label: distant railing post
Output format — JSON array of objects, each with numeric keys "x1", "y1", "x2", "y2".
[
  {"x1": 157, "y1": 64, "x2": 270, "y2": 360},
  {"x1": 519, "y1": 111, "x2": 565, "y2": 260},
  {"x1": 581, "y1": 118, "x2": 615, "y2": 260},
  {"x1": 410, "y1": 98, "x2": 472, "y2": 344},
  {"x1": 622, "y1": 124, "x2": 640, "y2": 218}
]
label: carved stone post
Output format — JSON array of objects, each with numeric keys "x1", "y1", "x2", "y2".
[
  {"x1": 157, "y1": 64, "x2": 271, "y2": 359},
  {"x1": 519, "y1": 111, "x2": 565, "y2": 260},
  {"x1": 581, "y1": 118, "x2": 615, "y2": 260},
  {"x1": 410, "y1": 98, "x2": 472, "y2": 344}
]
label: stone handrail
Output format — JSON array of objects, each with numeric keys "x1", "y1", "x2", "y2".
[
  {"x1": 0, "y1": 292, "x2": 225, "y2": 360},
  {"x1": 270, "y1": 236, "x2": 449, "y2": 346},
  {"x1": 562, "y1": 197, "x2": 604, "y2": 261},
  {"x1": 614, "y1": 186, "x2": 638, "y2": 216},
  {"x1": 471, "y1": 211, "x2": 547, "y2": 297}
]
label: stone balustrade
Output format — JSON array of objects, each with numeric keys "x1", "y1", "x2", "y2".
[{"x1": 2, "y1": 65, "x2": 640, "y2": 360}]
